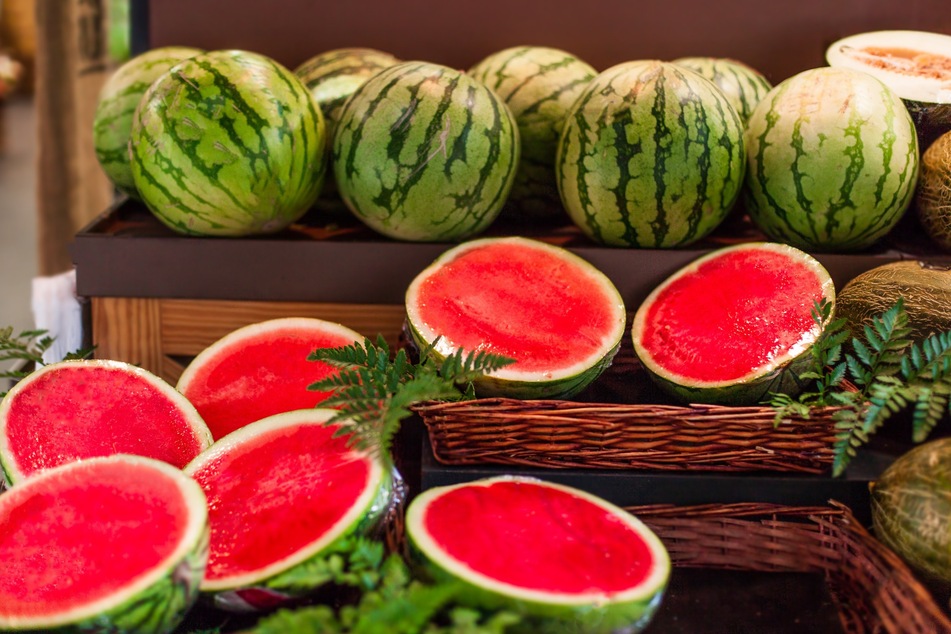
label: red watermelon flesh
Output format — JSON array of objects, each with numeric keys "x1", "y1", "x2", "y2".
[
  {"x1": 0, "y1": 360, "x2": 212, "y2": 485},
  {"x1": 184, "y1": 409, "x2": 384, "y2": 590},
  {"x1": 421, "y1": 479, "x2": 658, "y2": 595},
  {"x1": 177, "y1": 318, "x2": 363, "y2": 440},
  {"x1": 638, "y1": 246, "x2": 826, "y2": 382},
  {"x1": 408, "y1": 237, "x2": 625, "y2": 374}
]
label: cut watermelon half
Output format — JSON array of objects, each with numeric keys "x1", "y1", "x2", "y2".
[
  {"x1": 183, "y1": 408, "x2": 392, "y2": 611},
  {"x1": 0, "y1": 455, "x2": 208, "y2": 633},
  {"x1": 631, "y1": 242, "x2": 835, "y2": 405},
  {"x1": 406, "y1": 476, "x2": 670, "y2": 633},
  {"x1": 405, "y1": 236, "x2": 627, "y2": 399},
  {"x1": 0, "y1": 359, "x2": 213, "y2": 486},
  {"x1": 177, "y1": 317, "x2": 364, "y2": 440}
]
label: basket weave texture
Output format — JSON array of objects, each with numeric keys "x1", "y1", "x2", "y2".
[
  {"x1": 414, "y1": 398, "x2": 841, "y2": 473},
  {"x1": 631, "y1": 501, "x2": 951, "y2": 634}
]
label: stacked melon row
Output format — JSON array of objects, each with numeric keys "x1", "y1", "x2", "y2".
[{"x1": 93, "y1": 33, "x2": 951, "y2": 254}]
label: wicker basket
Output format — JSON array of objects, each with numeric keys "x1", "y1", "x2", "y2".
[
  {"x1": 414, "y1": 398, "x2": 842, "y2": 473},
  {"x1": 631, "y1": 501, "x2": 951, "y2": 633}
]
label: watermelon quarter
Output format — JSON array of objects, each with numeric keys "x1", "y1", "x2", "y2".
[
  {"x1": 631, "y1": 242, "x2": 835, "y2": 405},
  {"x1": 332, "y1": 61, "x2": 520, "y2": 242},
  {"x1": 556, "y1": 60, "x2": 746, "y2": 248},
  {"x1": 404, "y1": 236, "x2": 626, "y2": 399},
  {"x1": 405, "y1": 476, "x2": 670, "y2": 633},
  {"x1": 743, "y1": 66, "x2": 919, "y2": 252},
  {"x1": 0, "y1": 455, "x2": 208, "y2": 633},
  {"x1": 183, "y1": 408, "x2": 391, "y2": 611},
  {"x1": 130, "y1": 49, "x2": 327, "y2": 237},
  {"x1": 0, "y1": 359, "x2": 213, "y2": 486},
  {"x1": 176, "y1": 317, "x2": 363, "y2": 440}
]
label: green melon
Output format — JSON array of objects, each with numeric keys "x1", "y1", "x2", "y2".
[
  {"x1": 130, "y1": 49, "x2": 326, "y2": 237},
  {"x1": 672, "y1": 56, "x2": 772, "y2": 124},
  {"x1": 743, "y1": 66, "x2": 919, "y2": 252},
  {"x1": 870, "y1": 438, "x2": 951, "y2": 592},
  {"x1": 93, "y1": 46, "x2": 203, "y2": 198},
  {"x1": 631, "y1": 242, "x2": 835, "y2": 405},
  {"x1": 406, "y1": 476, "x2": 670, "y2": 633},
  {"x1": 183, "y1": 408, "x2": 392, "y2": 612},
  {"x1": 0, "y1": 359, "x2": 213, "y2": 486},
  {"x1": 404, "y1": 236, "x2": 626, "y2": 399},
  {"x1": 0, "y1": 455, "x2": 208, "y2": 633},
  {"x1": 556, "y1": 60, "x2": 746, "y2": 248},
  {"x1": 469, "y1": 45, "x2": 596, "y2": 220},
  {"x1": 332, "y1": 61, "x2": 520, "y2": 241},
  {"x1": 916, "y1": 130, "x2": 951, "y2": 251}
]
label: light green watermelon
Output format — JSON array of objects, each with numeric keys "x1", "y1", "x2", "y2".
[
  {"x1": 332, "y1": 61, "x2": 520, "y2": 242},
  {"x1": 0, "y1": 455, "x2": 208, "y2": 633},
  {"x1": 93, "y1": 46, "x2": 203, "y2": 197},
  {"x1": 469, "y1": 45, "x2": 596, "y2": 220},
  {"x1": 672, "y1": 56, "x2": 772, "y2": 124},
  {"x1": 406, "y1": 476, "x2": 670, "y2": 633},
  {"x1": 743, "y1": 66, "x2": 919, "y2": 252},
  {"x1": 130, "y1": 49, "x2": 326, "y2": 237},
  {"x1": 556, "y1": 60, "x2": 746, "y2": 248}
]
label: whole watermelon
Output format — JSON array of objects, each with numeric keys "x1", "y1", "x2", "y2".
[
  {"x1": 130, "y1": 50, "x2": 326, "y2": 237},
  {"x1": 332, "y1": 61, "x2": 520, "y2": 242},
  {"x1": 469, "y1": 45, "x2": 596, "y2": 220},
  {"x1": 556, "y1": 60, "x2": 746, "y2": 248},
  {"x1": 672, "y1": 57, "x2": 771, "y2": 124},
  {"x1": 93, "y1": 46, "x2": 202, "y2": 198},
  {"x1": 744, "y1": 67, "x2": 919, "y2": 252}
]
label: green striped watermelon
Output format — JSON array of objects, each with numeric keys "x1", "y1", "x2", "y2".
[
  {"x1": 631, "y1": 242, "x2": 834, "y2": 405},
  {"x1": 469, "y1": 46, "x2": 596, "y2": 220},
  {"x1": 406, "y1": 476, "x2": 670, "y2": 633},
  {"x1": 672, "y1": 56, "x2": 772, "y2": 124},
  {"x1": 130, "y1": 49, "x2": 326, "y2": 237},
  {"x1": 743, "y1": 67, "x2": 919, "y2": 252},
  {"x1": 0, "y1": 455, "x2": 208, "y2": 634},
  {"x1": 332, "y1": 61, "x2": 520, "y2": 242},
  {"x1": 295, "y1": 48, "x2": 400, "y2": 200},
  {"x1": 93, "y1": 46, "x2": 202, "y2": 198},
  {"x1": 556, "y1": 60, "x2": 746, "y2": 248}
]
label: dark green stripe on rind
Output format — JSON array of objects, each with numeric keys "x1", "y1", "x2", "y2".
[
  {"x1": 743, "y1": 67, "x2": 919, "y2": 252},
  {"x1": 129, "y1": 50, "x2": 326, "y2": 237},
  {"x1": 332, "y1": 61, "x2": 519, "y2": 242},
  {"x1": 556, "y1": 61, "x2": 746, "y2": 248},
  {"x1": 469, "y1": 46, "x2": 596, "y2": 219}
]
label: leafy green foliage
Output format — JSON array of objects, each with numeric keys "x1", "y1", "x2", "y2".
[
  {"x1": 0, "y1": 327, "x2": 94, "y2": 398},
  {"x1": 247, "y1": 537, "x2": 520, "y2": 634},
  {"x1": 307, "y1": 336, "x2": 514, "y2": 466},
  {"x1": 766, "y1": 297, "x2": 951, "y2": 476}
]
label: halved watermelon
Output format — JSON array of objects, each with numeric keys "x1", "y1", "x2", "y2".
[
  {"x1": 177, "y1": 317, "x2": 364, "y2": 440},
  {"x1": 0, "y1": 455, "x2": 208, "y2": 633},
  {"x1": 0, "y1": 359, "x2": 213, "y2": 486},
  {"x1": 406, "y1": 476, "x2": 670, "y2": 633},
  {"x1": 182, "y1": 408, "x2": 392, "y2": 612},
  {"x1": 405, "y1": 237, "x2": 626, "y2": 399},
  {"x1": 631, "y1": 242, "x2": 835, "y2": 405}
]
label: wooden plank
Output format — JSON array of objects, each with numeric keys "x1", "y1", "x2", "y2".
[{"x1": 90, "y1": 297, "x2": 163, "y2": 372}]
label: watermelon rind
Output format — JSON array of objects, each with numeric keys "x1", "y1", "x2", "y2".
[
  {"x1": 93, "y1": 46, "x2": 203, "y2": 198},
  {"x1": 870, "y1": 438, "x2": 951, "y2": 590},
  {"x1": 332, "y1": 60, "x2": 520, "y2": 242},
  {"x1": 405, "y1": 476, "x2": 670, "y2": 634},
  {"x1": 556, "y1": 60, "x2": 746, "y2": 248},
  {"x1": 0, "y1": 455, "x2": 209, "y2": 634},
  {"x1": 743, "y1": 66, "x2": 919, "y2": 252},
  {"x1": 468, "y1": 45, "x2": 597, "y2": 220},
  {"x1": 182, "y1": 408, "x2": 392, "y2": 608},
  {"x1": 630, "y1": 242, "x2": 835, "y2": 406},
  {"x1": 404, "y1": 236, "x2": 627, "y2": 399},
  {"x1": 130, "y1": 49, "x2": 327, "y2": 237},
  {"x1": 671, "y1": 56, "x2": 772, "y2": 124},
  {"x1": 0, "y1": 359, "x2": 213, "y2": 487}
]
